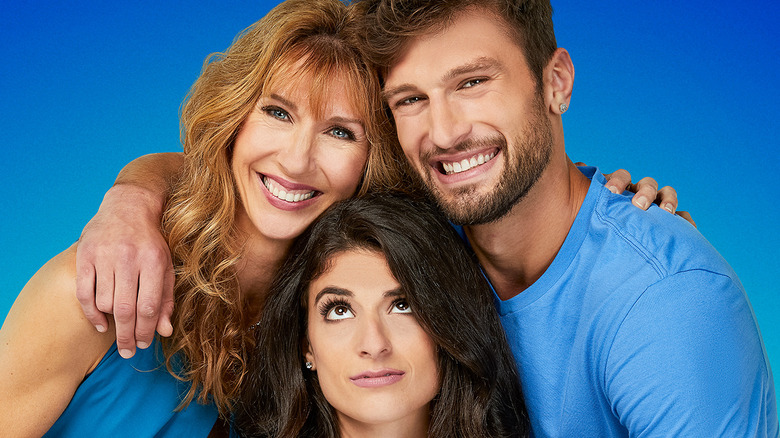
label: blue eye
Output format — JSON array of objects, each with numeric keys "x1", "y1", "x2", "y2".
[
  {"x1": 329, "y1": 126, "x2": 355, "y2": 140},
  {"x1": 263, "y1": 106, "x2": 290, "y2": 121}
]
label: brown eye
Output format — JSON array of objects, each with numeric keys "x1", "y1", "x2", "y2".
[
  {"x1": 391, "y1": 299, "x2": 412, "y2": 314},
  {"x1": 326, "y1": 305, "x2": 354, "y2": 320}
]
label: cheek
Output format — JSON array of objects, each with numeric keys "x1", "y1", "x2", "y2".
[
  {"x1": 393, "y1": 118, "x2": 420, "y2": 160},
  {"x1": 326, "y1": 146, "x2": 369, "y2": 197}
]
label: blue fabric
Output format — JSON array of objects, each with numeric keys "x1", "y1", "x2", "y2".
[
  {"x1": 45, "y1": 339, "x2": 218, "y2": 437},
  {"x1": 480, "y1": 167, "x2": 778, "y2": 437}
]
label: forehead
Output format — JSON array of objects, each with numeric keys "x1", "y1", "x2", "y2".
[
  {"x1": 309, "y1": 249, "x2": 399, "y2": 301},
  {"x1": 384, "y1": 8, "x2": 525, "y2": 89},
  {"x1": 265, "y1": 57, "x2": 365, "y2": 119}
]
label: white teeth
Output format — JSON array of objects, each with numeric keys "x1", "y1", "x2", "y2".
[
  {"x1": 263, "y1": 176, "x2": 315, "y2": 203},
  {"x1": 442, "y1": 151, "x2": 496, "y2": 175}
]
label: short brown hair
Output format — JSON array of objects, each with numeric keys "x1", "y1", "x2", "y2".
[{"x1": 355, "y1": 0, "x2": 557, "y2": 90}]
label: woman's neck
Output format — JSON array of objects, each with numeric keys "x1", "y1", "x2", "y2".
[
  {"x1": 337, "y1": 409, "x2": 429, "y2": 438},
  {"x1": 233, "y1": 214, "x2": 295, "y2": 323}
]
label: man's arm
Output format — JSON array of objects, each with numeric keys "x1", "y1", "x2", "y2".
[
  {"x1": 606, "y1": 271, "x2": 777, "y2": 436},
  {"x1": 76, "y1": 152, "x2": 183, "y2": 359}
]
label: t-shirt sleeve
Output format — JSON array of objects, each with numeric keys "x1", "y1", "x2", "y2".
[{"x1": 604, "y1": 269, "x2": 778, "y2": 437}]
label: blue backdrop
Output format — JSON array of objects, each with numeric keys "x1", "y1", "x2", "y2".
[{"x1": 2, "y1": 0, "x2": 778, "y2": 397}]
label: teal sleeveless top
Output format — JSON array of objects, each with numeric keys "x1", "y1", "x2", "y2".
[{"x1": 45, "y1": 339, "x2": 218, "y2": 437}]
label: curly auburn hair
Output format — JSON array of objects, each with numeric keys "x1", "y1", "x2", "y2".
[{"x1": 158, "y1": 0, "x2": 409, "y2": 417}]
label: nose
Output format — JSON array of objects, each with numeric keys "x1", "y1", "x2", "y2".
[
  {"x1": 276, "y1": 130, "x2": 316, "y2": 176},
  {"x1": 356, "y1": 316, "x2": 392, "y2": 359},
  {"x1": 427, "y1": 99, "x2": 471, "y2": 150}
]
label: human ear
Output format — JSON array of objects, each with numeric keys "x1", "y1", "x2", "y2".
[
  {"x1": 544, "y1": 48, "x2": 574, "y2": 115},
  {"x1": 304, "y1": 344, "x2": 316, "y2": 371}
]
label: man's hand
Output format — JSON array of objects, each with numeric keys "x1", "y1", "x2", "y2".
[
  {"x1": 76, "y1": 184, "x2": 174, "y2": 359},
  {"x1": 596, "y1": 167, "x2": 695, "y2": 227}
]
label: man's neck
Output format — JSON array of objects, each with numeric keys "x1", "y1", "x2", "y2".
[{"x1": 464, "y1": 158, "x2": 590, "y2": 301}]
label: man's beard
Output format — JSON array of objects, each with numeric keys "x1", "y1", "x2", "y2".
[{"x1": 419, "y1": 100, "x2": 553, "y2": 226}]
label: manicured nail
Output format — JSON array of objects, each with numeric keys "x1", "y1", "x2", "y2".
[
  {"x1": 663, "y1": 203, "x2": 675, "y2": 214},
  {"x1": 137, "y1": 341, "x2": 150, "y2": 349},
  {"x1": 95, "y1": 325, "x2": 106, "y2": 333},
  {"x1": 607, "y1": 185, "x2": 619, "y2": 194},
  {"x1": 119, "y1": 349, "x2": 134, "y2": 359},
  {"x1": 634, "y1": 196, "x2": 649, "y2": 210}
]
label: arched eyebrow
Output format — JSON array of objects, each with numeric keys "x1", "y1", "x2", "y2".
[
  {"x1": 268, "y1": 93, "x2": 298, "y2": 112},
  {"x1": 314, "y1": 286, "x2": 353, "y2": 306},
  {"x1": 382, "y1": 56, "x2": 503, "y2": 103},
  {"x1": 313, "y1": 286, "x2": 404, "y2": 305}
]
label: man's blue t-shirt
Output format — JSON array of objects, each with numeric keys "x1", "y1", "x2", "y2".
[{"x1": 469, "y1": 167, "x2": 777, "y2": 437}]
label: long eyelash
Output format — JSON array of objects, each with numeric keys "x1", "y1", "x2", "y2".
[
  {"x1": 391, "y1": 297, "x2": 412, "y2": 312},
  {"x1": 318, "y1": 297, "x2": 352, "y2": 317},
  {"x1": 330, "y1": 126, "x2": 356, "y2": 141}
]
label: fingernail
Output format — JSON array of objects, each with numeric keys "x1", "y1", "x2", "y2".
[
  {"x1": 663, "y1": 203, "x2": 675, "y2": 214},
  {"x1": 634, "y1": 196, "x2": 649, "y2": 209},
  {"x1": 96, "y1": 325, "x2": 106, "y2": 333},
  {"x1": 137, "y1": 341, "x2": 150, "y2": 349},
  {"x1": 119, "y1": 349, "x2": 133, "y2": 359},
  {"x1": 607, "y1": 186, "x2": 619, "y2": 194}
]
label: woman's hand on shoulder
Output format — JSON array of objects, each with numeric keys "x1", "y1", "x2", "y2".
[{"x1": 0, "y1": 244, "x2": 116, "y2": 436}]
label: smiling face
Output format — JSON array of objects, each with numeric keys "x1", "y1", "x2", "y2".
[
  {"x1": 383, "y1": 7, "x2": 554, "y2": 225},
  {"x1": 305, "y1": 249, "x2": 439, "y2": 435},
  {"x1": 231, "y1": 68, "x2": 369, "y2": 243}
]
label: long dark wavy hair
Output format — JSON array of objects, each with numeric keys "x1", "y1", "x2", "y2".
[{"x1": 234, "y1": 193, "x2": 529, "y2": 437}]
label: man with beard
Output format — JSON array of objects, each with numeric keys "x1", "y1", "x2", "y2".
[
  {"x1": 355, "y1": 0, "x2": 777, "y2": 436},
  {"x1": 73, "y1": 0, "x2": 776, "y2": 436}
]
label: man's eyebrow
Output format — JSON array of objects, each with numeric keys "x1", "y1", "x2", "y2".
[
  {"x1": 382, "y1": 84, "x2": 418, "y2": 103},
  {"x1": 382, "y1": 56, "x2": 503, "y2": 103},
  {"x1": 442, "y1": 56, "x2": 503, "y2": 82},
  {"x1": 314, "y1": 286, "x2": 353, "y2": 305}
]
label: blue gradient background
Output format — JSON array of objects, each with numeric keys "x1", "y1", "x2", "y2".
[{"x1": 2, "y1": 0, "x2": 778, "y2": 398}]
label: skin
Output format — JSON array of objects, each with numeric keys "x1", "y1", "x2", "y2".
[
  {"x1": 0, "y1": 70, "x2": 370, "y2": 433},
  {"x1": 305, "y1": 249, "x2": 438, "y2": 438},
  {"x1": 74, "y1": 14, "x2": 684, "y2": 354},
  {"x1": 381, "y1": 7, "x2": 609, "y2": 297}
]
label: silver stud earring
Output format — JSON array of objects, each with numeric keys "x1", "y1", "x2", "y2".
[
  {"x1": 559, "y1": 103, "x2": 568, "y2": 113},
  {"x1": 305, "y1": 361, "x2": 313, "y2": 370}
]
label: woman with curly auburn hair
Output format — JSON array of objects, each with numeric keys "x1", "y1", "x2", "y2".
[
  {"x1": 0, "y1": 0, "x2": 408, "y2": 435},
  {"x1": 235, "y1": 194, "x2": 529, "y2": 438}
]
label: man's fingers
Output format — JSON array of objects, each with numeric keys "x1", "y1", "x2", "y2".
[
  {"x1": 655, "y1": 186, "x2": 678, "y2": 214},
  {"x1": 676, "y1": 210, "x2": 696, "y2": 228},
  {"x1": 113, "y1": 257, "x2": 140, "y2": 359},
  {"x1": 135, "y1": 250, "x2": 171, "y2": 347},
  {"x1": 631, "y1": 177, "x2": 659, "y2": 210},
  {"x1": 94, "y1": 261, "x2": 115, "y2": 315},
  {"x1": 603, "y1": 169, "x2": 632, "y2": 195},
  {"x1": 156, "y1": 265, "x2": 176, "y2": 338},
  {"x1": 74, "y1": 257, "x2": 109, "y2": 332}
]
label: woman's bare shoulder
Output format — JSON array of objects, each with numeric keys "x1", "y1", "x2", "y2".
[
  {"x1": 0, "y1": 244, "x2": 117, "y2": 435},
  {"x1": 2, "y1": 243, "x2": 115, "y2": 374}
]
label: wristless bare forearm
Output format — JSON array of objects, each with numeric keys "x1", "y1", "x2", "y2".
[{"x1": 113, "y1": 152, "x2": 184, "y2": 213}]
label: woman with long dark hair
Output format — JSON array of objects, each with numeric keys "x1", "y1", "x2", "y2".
[{"x1": 235, "y1": 193, "x2": 529, "y2": 437}]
